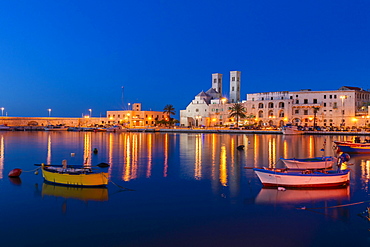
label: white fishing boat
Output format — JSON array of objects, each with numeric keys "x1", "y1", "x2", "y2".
[
  {"x1": 281, "y1": 156, "x2": 337, "y2": 169},
  {"x1": 282, "y1": 125, "x2": 304, "y2": 135},
  {"x1": 0, "y1": 125, "x2": 11, "y2": 131},
  {"x1": 253, "y1": 168, "x2": 350, "y2": 188}
]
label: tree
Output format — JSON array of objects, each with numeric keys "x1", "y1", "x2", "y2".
[
  {"x1": 163, "y1": 104, "x2": 176, "y2": 126},
  {"x1": 228, "y1": 103, "x2": 247, "y2": 127}
]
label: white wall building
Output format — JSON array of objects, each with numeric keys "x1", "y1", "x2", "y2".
[{"x1": 180, "y1": 71, "x2": 370, "y2": 129}]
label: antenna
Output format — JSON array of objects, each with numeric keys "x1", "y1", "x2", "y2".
[{"x1": 121, "y1": 86, "x2": 124, "y2": 110}]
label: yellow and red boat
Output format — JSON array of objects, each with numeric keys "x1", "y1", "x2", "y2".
[{"x1": 41, "y1": 163, "x2": 109, "y2": 187}]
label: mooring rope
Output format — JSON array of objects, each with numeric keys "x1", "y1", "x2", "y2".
[
  {"x1": 297, "y1": 200, "x2": 370, "y2": 210},
  {"x1": 22, "y1": 167, "x2": 41, "y2": 173},
  {"x1": 102, "y1": 173, "x2": 134, "y2": 191}
]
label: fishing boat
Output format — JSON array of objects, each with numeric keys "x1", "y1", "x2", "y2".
[
  {"x1": 44, "y1": 125, "x2": 68, "y2": 131},
  {"x1": 281, "y1": 125, "x2": 304, "y2": 135},
  {"x1": 40, "y1": 162, "x2": 109, "y2": 187},
  {"x1": 334, "y1": 141, "x2": 370, "y2": 154},
  {"x1": 281, "y1": 156, "x2": 337, "y2": 169},
  {"x1": 253, "y1": 168, "x2": 350, "y2": 188}
]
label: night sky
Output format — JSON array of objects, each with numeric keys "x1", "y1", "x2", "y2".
[{"x1": 0, "y1": 0, "x2": 369, "y2": 118}]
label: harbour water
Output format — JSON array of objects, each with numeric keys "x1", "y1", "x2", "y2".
[{"x1": 0, "y1": 131, "x2": 369, "y2": 247}]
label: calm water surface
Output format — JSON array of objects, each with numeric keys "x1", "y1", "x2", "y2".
[{"x1": 0, "y1": 131, "x2": 369, "y2": 247}]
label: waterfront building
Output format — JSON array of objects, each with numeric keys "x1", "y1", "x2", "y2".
[
  {"x1": 180, "y1": 71, "x2": 241, "y2": 127},
  {"x1": 180, "y1": 71, "x2": 370, "y2": 129},
  {"x1": 106, "y1": 103, "x2": 167, "y2": 128}
]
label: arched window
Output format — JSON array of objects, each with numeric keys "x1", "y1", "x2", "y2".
[
  {"x1": 279, "y1": 110, "x2": 284, "y2": 117},
  {"x1": 268, "y1": 102, "x2": 274, "y2": 108},
  {"x1": 258, "y1": 103, "x2": 264, "y2": 108},
  {"x1": 268, "y1": 110, "x2": 274, "y2": 117},
  {"x1": 279, "y1": 102, "x2": 285, "y2": 108},
  {"x1": 258, "y1": 110, "x2": 263, "y2": 118}
]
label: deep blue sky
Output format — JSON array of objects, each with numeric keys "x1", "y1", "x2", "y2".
[{"x1": 1, "y1": 0, "x2": 369, "y2": 117}]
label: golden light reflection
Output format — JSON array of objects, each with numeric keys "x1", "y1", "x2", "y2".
[
  {"x1": 146, "y1": 134, "x2": 152, "y2": 178},
  {"x1": 219, "y1": 145, "x2": 227, "y2": 186},
  {"x1": 268, "y1": 137, "x2": 276, "y2": 167},
  {"x1": 211, "y1": 134, "x2": 217, "y2": 181},
  {"x1": 83, "y1": 132, "x2": 92, "y2": 166},
  {"x1": 122, "y1": 134, "x2": 139, "y2": 181},
  {"x1": 123, "y1": 135, "x2": 132, "y2": 181},
  {"x1": 362, "y1": 160, "x2": 370, "y2": 192},
  {"x1": 0, "y1": 135, "x2": 4, "y2": 179},
  {"x1": 163, "y1": 134, "x2": 168, "y2": 177},
  {"x1": 308, "y1": 136, "x2": 314, "y2": 157},
  {"x1": 47, "y1": 133, "x2": 52, "y2": 165},
  {"x1": 194, "y1": 134, "x2": 202, "y2": 180},
  {"x1": 283, "y1": 139, "x2": 288, "y2": 158}
]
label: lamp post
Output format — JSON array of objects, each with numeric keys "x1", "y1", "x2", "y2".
[
  {"x1": 48, "y1": 109, "x2": 51, "y2": 117},
  {"x1": 340, "y1": 95, "x2": 346, "y2": 127},
  {"x1": 89, "y1": 109, "x2": 92, "y2": 117},
  {"x1": 1, "y1": 107, "x2": 4, "y2": 116}
]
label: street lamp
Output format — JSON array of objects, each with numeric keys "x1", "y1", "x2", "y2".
[
  {"x1": 48, "y1": 109, "x2": 51, "y2": 117},
  {"x1": 1, "y1": 107, "x2": 4, "y2": 116},
  {"x1": 340, "y1": 95, "x2": 346, "y2": 127},
  {"x1": 89, "y1": 109, "x2": 92, "y2": 117}
]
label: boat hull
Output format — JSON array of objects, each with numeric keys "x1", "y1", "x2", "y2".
[
  {"x1": 253, "y1": 168, "x2": 350, "y2": 188},
  {"x1": 334, "y1": 141, "x2": 370, "y2": 154},
  {"x1": 42, "y1": 168, "x2": 109, "y2": 187},
  {"x1": 281, "y1": 157, "x2": 336, "y2": 169}
]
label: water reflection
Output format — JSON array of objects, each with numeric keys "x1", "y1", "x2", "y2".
[
  {"x1": 1, "y1": 132, "x2": 370, "y2": 192},
  {"x1": 42, "y1": 182, "x2": 108, "y2": 201},
  {"x1": 0, "y1": 135, "x2": 3, "y2": 179},
  {"x1": 255, "y1": 187, "x2": 350, "y2": 205}
]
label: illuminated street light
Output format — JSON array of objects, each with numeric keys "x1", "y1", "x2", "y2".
[
  {"x1": 1, "y1": 107, "x2": 4, "y2": 116},
  {"x1": 89, "y1": 109, "x2": 92, "y2": 117},
  {"x1": 48, "y1": 109, "x2": 51, "y2": 117}
]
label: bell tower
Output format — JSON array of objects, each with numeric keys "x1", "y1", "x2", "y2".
[{"x1": 229, "y1": 71, "x2": 241, "y2": 103}]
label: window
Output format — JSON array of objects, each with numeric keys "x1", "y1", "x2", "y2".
[
  {"x1": 334, "y1": 95, "x2": 337, "y2": 99},
  {"x1": 296, "y1": 100, "x2": 299, "y2": 104},
  {"x1": 232, "y1": 77, "x2": 235, "y2": 81},
  {"x1": 196, "y1": 109, "x2": 199, "y2": 112},
  {"x1": 290, "y1": 96, "x2": 293, "y2": 99},
  {"x1": 271, "y1": 97, "x2": 273, "y2": 100},
  {"x1": 213, "y1": 79, "x2": 216, "y2": 83},
  {"x1": 324, "y1": 95, "x2": 327, "y2": 99},
  {"x1": 279, "y1": 102, "x2": 285, "y2": 108},
  {"x1": 258, "y1": 103, "x2": 264, "y2": 108},
  {"x1": 258, "y1": 111, "x2": 263, "y2": 118},
  {"x1": 232, "y1": 86, "x2": 234, "y2": 91},
  {"x1": 329, "y1": 95, "x2": 332, "y2": 99},
  {"x1": 304, "y1": 110, "x2": 308, "y2": 115},
  {"x1": 313, "y1": 99, "x2": 317, "y2": 103},
  {"x1": 268, "y1": 102, "x2": 274, "y2": 108},
  {"x1": 333, "y1": 102, "x2": 337, "y2": 108},
  {"x1": 324, "y1": 103, "x2": 327, "y2": 107},
  {"x1": 295, "y1": 109, "x2": 299, "y2": 114},
  {"x1": 304, "y1": 99, "x2": 308, "y2": 104}
]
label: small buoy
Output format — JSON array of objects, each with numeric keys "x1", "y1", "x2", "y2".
[
  {"x1": 93, "y1": 148, "x2": 98, "y2": 154},
  {"x1": 8, "y1": 168, "x2": 22, "y2": 177},
  {"x1": 71, "y1": 153, "x2": 75, "y2": 157},
  {"x1": 237, "y1": 145, "x2": 245, "y2": 150},
  {"x1": 97, "y1": 162, "x2": 110, "y2": 168},
  {"x1": 277, "y1": 187, "x2": 286, "y2": 191},
  {"x1": 34, "y1": 170, "x2": 39, "y2": 175}
]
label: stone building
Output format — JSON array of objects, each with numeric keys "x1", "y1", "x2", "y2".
[{"x1": 180, "y1": 71, "x2": 370, "y2": 129}]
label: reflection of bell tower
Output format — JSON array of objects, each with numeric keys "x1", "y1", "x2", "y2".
[
  {"x1": 212, "y1": 73, "x2": 222, "y2": 98},
  {"x1": 229, "y1": 71, "x2": 241, "y2": 103}
]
